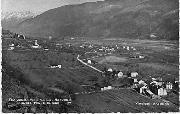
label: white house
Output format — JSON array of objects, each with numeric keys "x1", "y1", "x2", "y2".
[
  {"x1": 150, "y1": 81, "x2": 158, "y2": 85},
  {"x1": 107, "y1": 68, "x2": 113, "y2": 72},
  {"x1": 32, "y1": 45, "x2": 40, "y2": 49},
  {"x1": 9, "y1": 44, "x2": 15, "y2": 47},
  {"x1": 117, "y1": 72, "x2": 123, "y2": 78},
  {"x1": 87, "y1": 60, "x2": 92, "y2": 64},
  {"x1": 101, "y1": 88, "x2": 104, "y2": 91},
  {"x1": 127, "y1": 46, "x2": 130, "y2": 50},
  {"x1": 44, "y1": 48, "x2": 49, "y2": 51},
  {"x1": 35, "y1": 40, "x2": 38, "y2": 45},
  {"x1": 131, "y1": 72, "x2": 138, "y2": 77},
  {"x1": 57, "y1": 65, "x2": 62, "y2": 68},
  {"x1": 8, "y1": 47, "x2": 15, "y2": 50},
  {"x1": 104, "y1": 87, "x2": 108, "y2": 90},
  {"x1": 157, "y1": 81, "x2": 163, "y2": 86},
  {"x1": 139, "y1": 55, "x2": 145, "y2": 59},
  {"x1": 150, "y1": 80, "x2": 162, "y2": 86},
  {"x1": 8, "y1": 43, "x2": 15, "y2": 50},
  {"x1": 158, "y1": 88, "x2": 167, "y2": 96},
  {"x1": 107, "y1": 86, "x2": 112, "y2": 90},
  {"x1": 133, "y1": 78, "x2": 138, "y2": 83},
  {"x1": 102, "y1": 86, "x2": 113, "y2": 91},
  {"x1": 50, "y1": 65, "x2": 62, "y2": 69},
  {"x1": 152, "y1": 78, "x2": 156, "y2": 81},
  {"x1": 139, "y1": 80, "x2": 146, "y2": 85},
  {"x1": 150, "y1": 34, "x2": 157, "y2": 38},
  {"x1": 166, "y1": 82, "x2": 173, "y2": 90},
  {"x1": 140, "y1": 86, "x2": 147, "y2": 94},
  {"x1": 32, "y1": 40, "x2": 41, "y2": 49}
]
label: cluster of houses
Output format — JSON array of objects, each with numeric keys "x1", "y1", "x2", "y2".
[
  {"x1": 130, "y1": 52, "x2": 145, "y2": 59},
  {"x1": 101, "y1": 68, "x2": 179, "y2": 99},
  {"x1": 7, "y1": 42, "x2": 23, "y2": 51},
  {"x1": 7, "y1": 32, "x2": 43, "y2": 50},
  {"x1": 7, "y1": 39, "x2": 43, "y2": 51},
  {"x1": 101, "y1": 86, "x2": 113, "y2": 91},
  {"x1": 49, "y1": 64, "x2": 62, "y2": 69},
  {"x1": 8, "y1": 43, "x2": 15, "y2": 50},
  {"x1": 98, "y1": 46, "x2": 116, "y2": 52},
  {"x1": 79, "y1": 43, "x2": 137, "y2": 55},
  {"x1": 13, "y1": 33, "x2": 26, "y2": 39},
  {"x1": 123, "y1": 46, "x2": 136, "y2": 51}
]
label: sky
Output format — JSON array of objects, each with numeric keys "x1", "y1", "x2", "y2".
[{"x1": 2, "y1": 0, "x2": 104, "y2": 13}]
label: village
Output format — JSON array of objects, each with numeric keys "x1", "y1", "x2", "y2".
[
  {"x1": 99, "y1": 69, "x2": 179, "y2": 99},
  {"x1": 3, "y1": 31, "x2": 179, "y2": 96},
  {"x1": 2, "y1": 30, "x2": 179, "y2": 112}
]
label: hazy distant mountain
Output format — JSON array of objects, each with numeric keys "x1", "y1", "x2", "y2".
[
  {"x1": 1, "y1": 11, "x2": 37, "y2": 30},
  {"x1": 12, "y1": 0, "x2": 179, "y2": 40}
]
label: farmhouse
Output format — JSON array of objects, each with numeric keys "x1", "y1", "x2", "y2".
[
  {"x1": 49, "y1": 65, "x2": 62, "y2": 69},
  {"x1": 139, "y1": 55, "x2": 145, "y2": 59},
  {"x1": 140, "y1": 85, "x2": 148, "y2": 94},
  {"x1": 158, "y1": 88, "x2": 167, "y2": 96},
  {"x1": 138, "y1": 80, "x2": 147, "y2": 85},
  {"x1": 107, "y1": 68, "x2": 113, "y2": 72},
  {"x1": 150, "y1": 34, "x2": 157, "y2": 38},
  {"x1": 9, "y1": 44, "x2": 15, "y2": 47},
  {"x1": 8, "y1": 43, "x2": 15, "y2": 50},
  {"x1": 150, "y1": 80, "x2": 163, "y2": 86},
  {"x1": 101, "y1": 86, "x2": 113, "y2": 91},
  {"x1": 31, "y1": 40, "x2": 41, "y2": 49},
  {"x1": 131, "y1": 77, "x2": 138, "y2": 83},
  {"x1": 131, "y1": 72, "x2": 138, "y2": 77},
  {"x1": 44, "y1": 47, "x2": 49, "y2": 51},
  {"x1": 166, "y1": 82, "x2": 173, "y2": 90},
  {"x1": 117, "y1": 72, "x2": 123, "y2": 78},
  {"x1": 87, "y1": 60, "x2": 92, "y2": 64},
  {"x1": 8, "y1": 47, "x2": 15, "y2": 50}
]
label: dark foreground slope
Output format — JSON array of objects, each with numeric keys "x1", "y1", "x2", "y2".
[{"x1": 13, "y1": 0, "x2": 179, "y2": 40}]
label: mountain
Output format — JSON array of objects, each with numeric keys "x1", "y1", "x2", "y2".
[
  {"x1": 12, "y1": 0, "x2": 179, "y2": 40},
  {"x1": 1, "y1": 11, "x2": 37, "y2": 30}
]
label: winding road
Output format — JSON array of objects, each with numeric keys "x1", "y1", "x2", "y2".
[{"x1": 77, "y1": 54, "x2": 103, "y2": 73}]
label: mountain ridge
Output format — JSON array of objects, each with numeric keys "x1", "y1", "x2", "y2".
[
  {"x1": 8, "y1": 0, "x2": 179, "y2": 40},
  {"x1": 2, "y1": 11, "x2": 38, "y2": 30}
]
